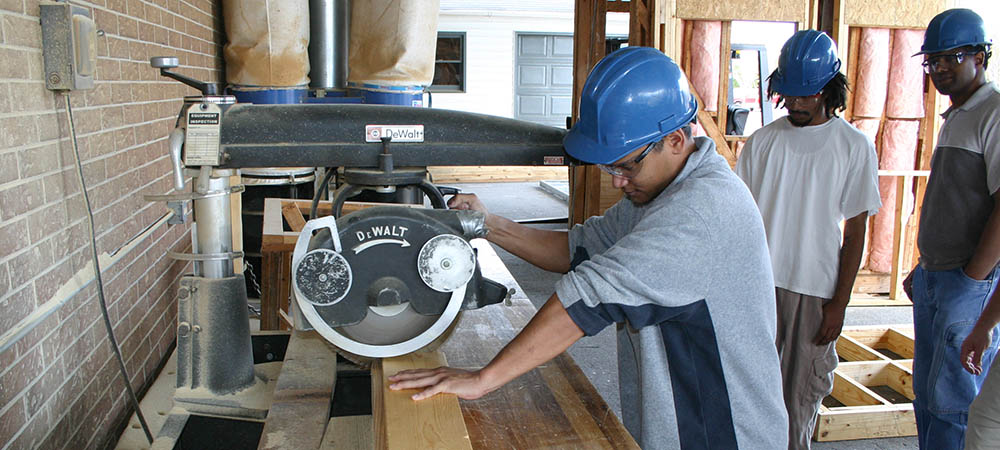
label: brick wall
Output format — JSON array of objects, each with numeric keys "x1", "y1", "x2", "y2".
[{"x1": 0, "y1": 0, "x2": 223, "y2": 448}]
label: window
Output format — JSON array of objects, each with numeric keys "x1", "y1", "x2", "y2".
[{"x1": 430, "y1": 32, "x2": 465, "y2": 92}]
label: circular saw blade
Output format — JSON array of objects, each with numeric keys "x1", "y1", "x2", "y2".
[
  {"x1": 296, "y1": 284, "x2": 466, "y2": 359},
  {"x1": 417, "y1": 234, "x2": 476, "y2": 293}
]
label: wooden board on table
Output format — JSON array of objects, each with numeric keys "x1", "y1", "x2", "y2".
[
  {"x1": 258, "y1": 331, "x2": 338, "y2": 450},
  {"x1": 439, "y1": 240, "x2": 639, "y2": 449},
  {"x1": 428, "y1": 166, "x2": 568, "y2": 184},
  {"x1": 375, "y1": 352, "x2": 473, "y2": 450}
]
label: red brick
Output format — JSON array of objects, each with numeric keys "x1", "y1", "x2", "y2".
[
  {"x1": 36, "y1": 112, "x2": 65, "y2": 143},
  {"x1": 9, "y1": 81, "x2": 54, "y2": 113},
  {"x1": 0, "y1": 397, "x2": 27, "y2": 445},
  {"x1": 81, "y1": 158, "x2": 106, "y2": 186},
  {"x1": 114, "y1": 126, "x2": 136, "y2": 150},
  {"x1": 0, "y1": 178, "x2": 44, "y2": 221},
  {"x1": 71, "y1": 106, "x2": 103, "y2": 134},
  {"x1": 96, "y1": 58, "x2": 121, "y2": 82},
  {"x1": 18, "y1": 143, "x2": 60, "y2": 178},
  {"x1": 83, "y1": 82, "x2": 111, "y2": 107},
  {"x1": 0, "y1": 217, "x2": 28, "y2": 257},
  {"x1": 32, "y1": 257, "x2": 73, "y2": 304},
  {"x1": 107, "y1": 36, "x2": 129, "y2": 60},
  {"x1": 0, "y1": 0, "x2": 22, "y2": 13},
  {"x1": 110, "y1": 83, "x2": 132, "y2": 103},
  {"x1": 83, "y1": 129, "x2": 116, "y2": 159},
  {"x1": 9, "y1": 404, "x2": 52, "y2": 450},
  {"x1": 0, "y1": 116, "x2": 38, "y2": 147},
  {"x1": 118, "y1": 16, "x2": 138, "y2": 39},
  {"x1": 128, "y1": 40, "x2": 147, "y2": 62},
  {"x1": 2, "y1": 15, "x2": 41, "y2": 48},
  {"x1": 93, "y1": 9, "x2": 118, "y2": 36},
  {"x1": 0, "y1": 346, "x2": 43, "y2": 405},
  {"x1": 0, "y1": 285, "x2": 33, "y2": 336},
  {"x1": 0, "y1": 150, "x2": 18, "y2": 186},
  {"x1": 0, "y1": 83, "x2": 9, "y2": 114},
  {"x1": 106, "y1": 0, "x2": 125, "y2": 13},
  {"x1": 7, "y1": 239, "x2": 51, "y2": 288},
  {"x1": 24, "y1": 357, "x2": 64, "y2": 414},
  {"x1": 100, "y1": 105, "x2": 125, "y2": 129}
]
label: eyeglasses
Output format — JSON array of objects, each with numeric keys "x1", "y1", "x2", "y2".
[
  {"x1": 922, "y1": 52, "x2": 973, "y2": 73},
  {"x1": 598, "y1": 141, "x2": 657, "y2": 179},
  {"x1": 780, "y1": 92, "x2": 822, "y2": 105}
]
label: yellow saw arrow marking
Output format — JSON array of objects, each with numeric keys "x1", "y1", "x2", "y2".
[{"x1": 352, "y1": 238, "x2": 411, "y2": 254}]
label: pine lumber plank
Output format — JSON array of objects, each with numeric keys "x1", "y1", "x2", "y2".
[
  {"x1": 837, "y1": 335, "x2": 890, "y2": 362},
  {"x1": 259, "y1": 331, "x2": 338, "y2": 450},
  {"x1": 281, "y1": 201, "x2": 307, "y2": 232},
  {"x1": 440, "y1": 240, "x2": 638, "y2": 448},
  {"x1": 832, "y1": 371, "x2": 890, "y2": 406},
  {"x1": 814, "y1": 404, "x2": 916, "y2": 441},
  {"x1": 321, "y1": 416, "x2": 373, "y2": 450},
  {"x1": 427, "y1": 166, "x2": 568, "y2": 184},
  {"x1": 377, "y1": 352, "x2": 473, "y2": 450}
]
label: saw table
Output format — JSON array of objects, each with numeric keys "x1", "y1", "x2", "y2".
[{"x1": 253, "y1": 240, "x2": 638, "y2": 450}]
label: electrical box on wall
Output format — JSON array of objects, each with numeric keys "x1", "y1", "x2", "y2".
[{"x1": 40, "y1": 1, "x2": 98, "y2": 91}]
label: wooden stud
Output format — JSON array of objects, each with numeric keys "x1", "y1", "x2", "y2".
[
  {"x1": 837, "y1": 334, "x2": 890, "y2": 362},
  {"x1": 691, "y1": 88, "x2": 738, "y2": 166},
  {"x1": 569, "y1": 0, "x2": 608, "y2": 225},
  {"x1": 376, "y1": 352, "x2": 473, "y2": 450},
  {"x1": 889, "y1": 176, "x2": 911, "y2": 300},
  {"x1": 832, "y1": 371, "x2": 890, "y2": 406},
  {"x1": 281, "y1": 201, "x2": 307, "y2": 233},
  {"x1": 717, "y1": 21, "x2": 731, "y2": 136},
  {"x1": 814, "y1": 405, "x2": 916, "y2": 441}
]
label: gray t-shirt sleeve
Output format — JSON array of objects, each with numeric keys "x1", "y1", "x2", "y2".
[
  {"x1": 983, "y1": 119, "x2": 1000, "y2": 194},
  {"x1": 840, "y1": 138, "x2": 882, "y2": 218},
  {"x1": 556, "y1": 203, "x2": 713, "y2": 335}
]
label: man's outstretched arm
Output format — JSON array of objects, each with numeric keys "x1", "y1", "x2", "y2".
[
  {"x1": 449, "y1": 194, "x2": 571, "y2": 273},
  {"x1": 387, "y1": 293, "x2": 585, "y2": 400}
]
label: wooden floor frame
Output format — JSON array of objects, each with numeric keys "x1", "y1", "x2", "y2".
[{"x1": 815, "y1": 325, "x2": 916, "y2": 442}]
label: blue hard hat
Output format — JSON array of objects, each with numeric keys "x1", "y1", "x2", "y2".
[
  {"x1": 916, "y1": 8, "x2": 991, "y2": 55},
  {"x1": 563, "y1": 47, "x2": 698, "y2": 165},
  {"x1": 769, "y1": 30, "x2": 842, "y2": 97}
]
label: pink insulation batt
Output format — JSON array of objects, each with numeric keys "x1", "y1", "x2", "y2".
[
  {"x1": 853, "y1": 28, "x2": 890, "y2": 118},
  {"x1": 868, "y1": 120, "x2": 918, "y2": 273},
  {"x1": 886, "y1": 29, "x2": 926, "y2": 119},
  {"x1": 689, "y1": 21, "x2": 721, "y2": 112}
]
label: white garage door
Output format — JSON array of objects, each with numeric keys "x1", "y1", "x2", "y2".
[{"x1": 514, "y1": 33, "x2": 574, "y2": 128}]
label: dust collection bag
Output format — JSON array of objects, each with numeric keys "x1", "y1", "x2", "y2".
[
  {"x1": 223, "y1": 0, "x2": 311, "y2": 87},
  {"x1": 348, "y1": 0, "x2": 441, "y2": 87}
]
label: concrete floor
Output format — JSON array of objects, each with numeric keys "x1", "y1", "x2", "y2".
[{"x1": 455, "y1": 181, "x2": 918, "y2": 449}]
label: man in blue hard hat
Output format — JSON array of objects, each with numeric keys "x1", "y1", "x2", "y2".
[
  {"x1": 736, "y1": 30, "x2": 881, "y2": 450},
  {"x1": 388, "y1": 46, "x2": 788, "y2": 448},
  {"x1": 903, "y1": 8, "x2": 1000, "y2": 449}
]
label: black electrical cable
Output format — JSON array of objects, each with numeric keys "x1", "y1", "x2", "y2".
[
  {"x1": 310, "y1": 167, "x2": 337, "y2": 220},
  {"x1": 63, "y1": 95, "x2": 155, "y2": 444}
]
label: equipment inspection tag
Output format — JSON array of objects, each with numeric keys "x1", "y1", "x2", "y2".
[{"x1": 365, "y1": 125, "x2": 424, "y2": 143}]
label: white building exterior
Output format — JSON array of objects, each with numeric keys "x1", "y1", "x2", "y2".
[{"x1": 433, "y1": 1, "x2": 630, "y2": 122}]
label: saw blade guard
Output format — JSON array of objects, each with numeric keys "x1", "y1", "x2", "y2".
[{"x1": 291, "y1": 207, "x2": 508, "y2": 358}]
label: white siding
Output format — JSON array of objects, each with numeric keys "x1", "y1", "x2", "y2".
[{"x1": 433, "y1": 11, "x2": 629, "y2": 118}]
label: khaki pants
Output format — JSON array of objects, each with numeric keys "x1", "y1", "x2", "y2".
[
  {"x1": 775, "y1": 288, "x2": 838, "y2": 450},
  {"x1": 967, "y1": 355, "x2": 1000, "y2": 449}
]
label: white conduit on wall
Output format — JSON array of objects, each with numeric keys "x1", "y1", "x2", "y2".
[{"x1": 0, "y1": 212, "x2": 175, "y2": 354}]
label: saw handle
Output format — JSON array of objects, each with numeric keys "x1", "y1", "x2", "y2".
[{"x1": 292, "y1": 215, "x2": 342, "y2": 269}]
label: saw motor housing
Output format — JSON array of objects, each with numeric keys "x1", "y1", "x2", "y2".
[{"x1": 291, "y1": 206, "x2": 510, "y2": 358}]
